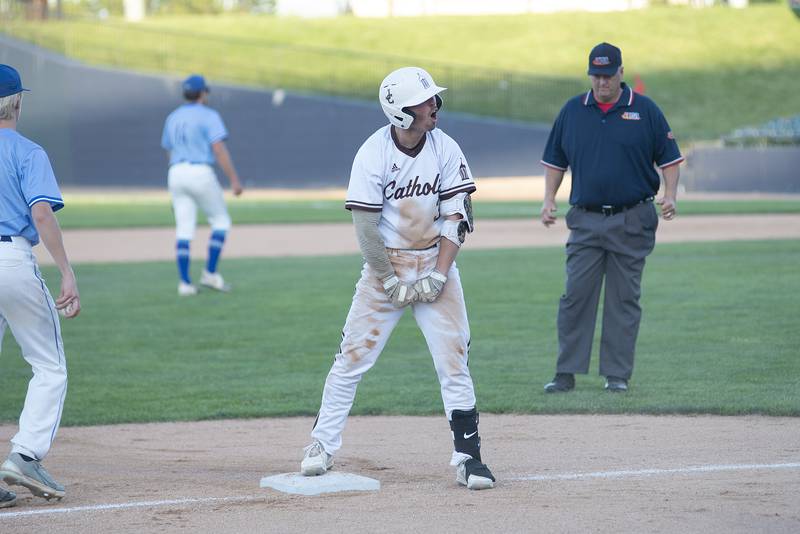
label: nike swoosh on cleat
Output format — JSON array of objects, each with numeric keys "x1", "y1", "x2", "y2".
[{"x1": 463, "y1": 431, "x2": 477, "y2": 439}]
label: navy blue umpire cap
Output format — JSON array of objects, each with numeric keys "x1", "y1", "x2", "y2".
[
  {"x1": 0, "y1": 64, "x2": 29, "y2": 98},
  {"x1": 588, "y1": 42, "x2": 622, "y2": 76},
  {"x1": 182, "y1": 74, "x2": 209, "y2": 93}
]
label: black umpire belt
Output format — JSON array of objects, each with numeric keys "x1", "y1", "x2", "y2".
[{"x1": 577, "y1": 197, "x2": 653, "y2": 216}]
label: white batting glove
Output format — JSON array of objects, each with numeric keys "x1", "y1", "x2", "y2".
[
  {"x1": 414, "y1": 270, "x2": 448, "y2": 303},
  {"x1": 382, "y1": 275, "x2": 418, "y2": 308}
]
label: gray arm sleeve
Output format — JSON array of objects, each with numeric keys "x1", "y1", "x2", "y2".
[{"x1": 352, "y1": 209, "x2": 395, "y2": 281}]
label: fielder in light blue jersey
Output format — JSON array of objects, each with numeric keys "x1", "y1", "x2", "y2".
[
  {"x1": 0, "y1": 64, "x2": 80, "y2": 508},
  {"x1": 161, "y1": 74, "x2": 243, "y2": 296}
]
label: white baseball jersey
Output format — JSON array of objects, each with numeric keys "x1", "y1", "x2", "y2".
[
  {"x1": 311, "y1": 125, "x2": 480, "y2": 461},
  {"x1": 345, "y1": 125, "x2": 476, "y2": 250}
]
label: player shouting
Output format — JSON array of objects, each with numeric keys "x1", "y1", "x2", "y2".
[{"x1": 300, "y1": 67, "x2": 495, "y2": 490}]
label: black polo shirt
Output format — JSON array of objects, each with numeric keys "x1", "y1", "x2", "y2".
[{"x1": 541, "y1": 83, "x2": 683, "y2": 207}]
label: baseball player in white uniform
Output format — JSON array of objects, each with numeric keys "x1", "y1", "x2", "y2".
[
  {"x1": 161, "y1": 74, "x2": 243, "y2": 296},
  {"x1": 300, "y1": 67, "x2": 495, "y2": 490},
  {"x1": 0, "y1": 65, "x2": 80, "y2": 507}
]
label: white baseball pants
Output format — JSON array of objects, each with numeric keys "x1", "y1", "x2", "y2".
[
  {"x1": 311, "y1": 245, "x2": 476, "y2": 455},
  {"x1": 0, "y1": 236, "x2": 68, "y2": 461},
  {"x1": 168, "y1": 162, "x2": 232, "y2": 240}
]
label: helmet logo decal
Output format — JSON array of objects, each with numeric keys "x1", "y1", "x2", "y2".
[
  {"x1": 383, "y1": 84, "x2": 397, "y2": 104},
  {"x1": 418, "y1": 73, "x2": 430, "y2": 89}
]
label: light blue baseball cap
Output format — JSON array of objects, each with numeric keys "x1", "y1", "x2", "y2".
[
  {"x1": 0, "y1": 64, "x2": 29, "y2": 98},
  {"x1": 182, "y1": 74, "x2": 209, "y2": 93}
]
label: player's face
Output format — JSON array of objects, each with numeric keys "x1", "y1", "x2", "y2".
[
  {"x1": 590, "y1": 66, "x2": 623, "y2": 103},
  {"x1": 408, "y1": 96, "x2": 439, "y2": 132}
]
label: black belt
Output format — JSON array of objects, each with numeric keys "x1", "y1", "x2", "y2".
[
  {"x1": 0, "y1": 235, "x2": 12, "y2": 242},
  {"x1": 577, "y1": 197, "x2": 653, "y2": 216}
]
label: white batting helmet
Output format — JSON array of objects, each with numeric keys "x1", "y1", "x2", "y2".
[{"x1": 379, "y1": 67, "x2": 446, "y2": 129}]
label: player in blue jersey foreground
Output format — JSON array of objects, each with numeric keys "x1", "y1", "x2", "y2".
[{"x1": 0, "y1": 64, "x2": 80, "y2": 507}]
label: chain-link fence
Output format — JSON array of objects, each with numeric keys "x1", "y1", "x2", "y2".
[{"x1": 1, "y1": 18, "x2": 583, "y2": 123}]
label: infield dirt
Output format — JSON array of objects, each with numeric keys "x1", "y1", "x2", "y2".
[
  {"x1": 35, "y1": 214, "x2": 800, "y2": 265},
  {"x1": 1, "y1": 415, "x2": 798, "y2": 533}
]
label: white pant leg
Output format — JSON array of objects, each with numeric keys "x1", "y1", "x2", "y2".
[
  {"x1": 0, "y1": 240, "x2": 68, "y2": 460},
  {"x1": 168, "y1": 164, "x2": 199, "y2": 241},
  {"x1": 194, "y1": 170, "x2": 231, "y2": 232},
  {"x1": 412, "y1": 251, "x2": 476, "y2": 419},
  {"x1": 310, "y1": 254, "x2": 416, "y2": 454}
]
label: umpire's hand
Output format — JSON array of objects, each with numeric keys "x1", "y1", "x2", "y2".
[
  {"x1": 657, "y1": 195, "x2": 677, "y2": 220},
  {"x1": 541, "y1": 199, "x2": 558, "y2": 227}
]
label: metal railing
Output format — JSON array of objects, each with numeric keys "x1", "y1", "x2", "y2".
[{"x1": 1, "y1": 18, "x2": 583, "y2": 123}]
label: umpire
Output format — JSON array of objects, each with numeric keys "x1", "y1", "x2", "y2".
[{"x1": 539, "y1": 42, "x2": 683, "y2": 393}]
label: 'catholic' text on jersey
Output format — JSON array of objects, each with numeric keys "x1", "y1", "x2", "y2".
[{"x1": 345, "y1": 125, "x2": 476, "y2": 250}]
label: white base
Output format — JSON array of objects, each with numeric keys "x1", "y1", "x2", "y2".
[{"x1": 260, "y1": 472, "x2": 380, "y2": 496}]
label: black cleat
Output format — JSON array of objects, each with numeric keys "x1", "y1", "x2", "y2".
[
  {"x1": 544, "y1": 373, "x2": 575, "y2": 393},
  {"x1": 456, "y1": 458, "x2": 495, "y2": 490},
  {"x1": 604, "y1": 376, "x2": 628, "y2": 392}
]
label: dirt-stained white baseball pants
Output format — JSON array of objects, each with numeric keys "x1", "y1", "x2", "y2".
[
  {"x1": 311, "y1": 245, "x2": 476, "y2": 455},
  {"x1": 0, "y1": 236, "x2": 68, "y2": 461},
  {"x1": 168, "y1": 162, "x2": 231, "y2": 240}
]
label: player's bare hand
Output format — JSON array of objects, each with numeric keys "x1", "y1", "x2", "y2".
[
  {"x1": 414, "y1": 270, "x2": 447, "y2": 303},
  {"x1": 382, "y1": 275, "x2": 417, "y2": 307},
  {"x1": 657, "y1": 196, "x2": 677, "y2": 220},
  {"x1": 56, "y1": 270, "x2": 81, "y2": 318},
  {"x1": 232, "y1": 183, "x2": 244, "y2": 197},
  {"x1": 540, "y1": 199, "x2": 558, "y2": 227}
]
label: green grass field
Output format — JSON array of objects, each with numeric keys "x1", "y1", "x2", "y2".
[
  {"x1": 0, "y1": 240, "x2": 797, "y2": 426},
  {"x1": 3, "y1": 5, "x2": 800, "y2": 139},
  {"x1": 53, "y1": 198, "x2": 800, "y2": 229}
]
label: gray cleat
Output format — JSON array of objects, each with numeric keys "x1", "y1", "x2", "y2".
[
  {"x1": 0, "y1": 486, "x2": 16, "y2": 508},
  {"x1": 0, "y1": 453, "x2": 65, "y2": 501}
]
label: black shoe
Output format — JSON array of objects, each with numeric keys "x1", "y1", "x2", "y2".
[
  {"x1": 456, "y1": 458, "x2": 495, "y2": 490},
  {"x1": 604, "y1": 376, "x2": 628, "y2": 392},
  {"x1": 544, "y1": 373, "x2": 575, "y2": 393}
]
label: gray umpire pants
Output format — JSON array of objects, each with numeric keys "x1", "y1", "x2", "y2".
[{"x1": 556, "y1": 201, "x2": 658, "y2": 379}]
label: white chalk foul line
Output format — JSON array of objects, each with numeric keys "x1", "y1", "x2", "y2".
[
  {"x1": 0, "y1": 495, "x2": 264, "y2": 520},
  {"x1": 2, "y1": 462, "x2": 799, "y2": 519},
  {"x1": 510, "y1": 462, "x2": 800, "y2": 482}
]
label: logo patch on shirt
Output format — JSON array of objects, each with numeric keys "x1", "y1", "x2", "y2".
[
  {"x1": 667, "y1": 131, "x2": 675, "y2": 140},
  {"x1": 621, "y1": 112, "x2": 641, "y2": 120},
  {"x1": 592, "y1": 56, "x2": 611, "y2": 66},
  {"x1": 391, "y1": 163, "x2": 400, "y2": 172},
  {"x1": 459, "y1": 160, "x2": 470, "y2": 181}
]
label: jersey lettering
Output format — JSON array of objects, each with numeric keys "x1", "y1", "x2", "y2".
[{"x1": 383, "y1": 174, "x2": 440, "y2": 201}]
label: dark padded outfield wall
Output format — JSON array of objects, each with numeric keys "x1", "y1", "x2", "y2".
[
  {"x1": 1, "y1": 34, "x2": 550, "y2": 189},
  {"x1": 683, "y1": 146, "x2": 800, "y2": 193}
]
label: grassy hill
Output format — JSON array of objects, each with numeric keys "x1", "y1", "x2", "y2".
[{"x1": 3, "y1": 4, "x2": 799, "y2": 140}]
